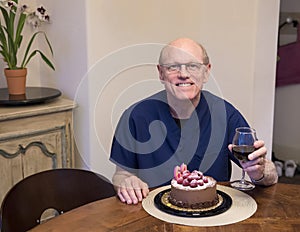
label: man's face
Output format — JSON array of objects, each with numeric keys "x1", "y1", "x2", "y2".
[{"x1": 157, "y1": 44, "x2": 210, "y2": 105}]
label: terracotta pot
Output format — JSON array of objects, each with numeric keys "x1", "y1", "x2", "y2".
[{"x1": 4, "y1": 68, "x2": 27, "y2": 95}]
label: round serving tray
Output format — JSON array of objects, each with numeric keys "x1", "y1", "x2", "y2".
[
  {"x1": 0, "y1": 87, "x2": 61, "y2": 106},
  {"x1": 154, "y1": 189, "x2": 232, "y2": 218},
  {"x1": 142, "y1": 185, "x2": 257, "y2": 227}
]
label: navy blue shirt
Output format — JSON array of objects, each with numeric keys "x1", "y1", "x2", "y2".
[{"x1": 110, "y1": 90, "x2": 248, "y2": 187}]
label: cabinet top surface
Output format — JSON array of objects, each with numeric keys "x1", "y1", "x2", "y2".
[{"x1": 0, "y1": 97, "x2": 76, "y2": 121}]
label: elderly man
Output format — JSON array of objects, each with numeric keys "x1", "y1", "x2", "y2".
[{"x1": 110, "y1": 38, "x2": 278, "y2": 204}]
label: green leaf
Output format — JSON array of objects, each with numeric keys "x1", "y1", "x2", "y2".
[
  {"x1": 0, "y1": 7, "x2": 10, "y2": 28},
  {"x1": 4, "y1": 26, "x2": 17, "y2": 68},
  {"x1": 15, "y1": 12, "x2": 26, "y2": 49},
  {"x1": 0, "y1": 3, "x2": 54, "y2": 70},
  {"x1": 21, "y1": 31, "x2": 54, "y2": 70},
  {"x1": 23, "y1": 49, "x2": 55, "y2": 70},
  {"x1": 38, "y1": 50, "x2": 55, "y2": 70},
  {"x1": 0, "y1": 25, "x2": 8, "y2": 52},
  {"x1": 0, "y1": 6, "x2": 18, "y2": 68}
]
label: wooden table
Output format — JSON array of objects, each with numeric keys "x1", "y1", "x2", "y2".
[{"x1": 30, "y1": 183, "x2": 300, "y2": 231}]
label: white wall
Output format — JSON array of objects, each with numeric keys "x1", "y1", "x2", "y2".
[
  {"x1": 38, "y1": 0, "x2": 88, "y2": 97},
  {"x1": 77, "y1": 0, "x2": 279, "y2": 180},
  {"x1": 14, "y1": 1, "x2": 279, "y2": 181}
]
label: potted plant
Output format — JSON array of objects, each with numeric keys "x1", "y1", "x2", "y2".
[{"x1": 0, "y1": 0, "x2": 54, "y2": 95}]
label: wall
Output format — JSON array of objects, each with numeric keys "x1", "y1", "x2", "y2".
[
  {"x1": 13, "y1": 1, "x2": 279, "y2": 181},
  {"x1": 74, "y1": 0, "x2": 279, "y2": 181},
  {"x1": 273, "y1": 0, "x2": 300, "y2": 164},
  {"x1": 39, "y1": 0, "x2": 88, "y2": 97}
]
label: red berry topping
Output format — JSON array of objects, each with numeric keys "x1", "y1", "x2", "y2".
[
  {"x1": 188, "y1": 174, "x2": 199, "y2": 181},
  {"x1": 192, "y1": 174, "x2": 201, "y2": 180},
  {"x1": 197, "y1": 179, "x2": 204, "y2": 186},
  {"x1": 190, "y1": 179, "x2": 198, "y2": 188},
  {"x1": 173, "y1": 164, "x2": 210, "y2": 188},
  {"x1": 176, "y1": 176, "x2": 184, "y2": 184},
  {"x1": 182, "y1": 179, "x2": 190, "y2": 186},
  {"x1": 197, "y1": 171, "x2": 203, "y2": 178},
  {"x1": 182, "y1": 170, "x2": 190, "y2": 179},
  {"x1": 187, "y1": 175, "x2": 194, "y2": 181}
]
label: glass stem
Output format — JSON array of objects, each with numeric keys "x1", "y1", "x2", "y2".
[{"x1": 240, "y1": 169, "x2": 246, "y2": 184}]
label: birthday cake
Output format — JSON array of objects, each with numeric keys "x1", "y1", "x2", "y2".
[{"x1": 168, "y1": 164, "x2": 219, "y2": 209}]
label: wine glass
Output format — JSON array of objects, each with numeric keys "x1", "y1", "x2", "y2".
[{"x1": 230, "y1": 127, "x2": 257, "y2": 191}]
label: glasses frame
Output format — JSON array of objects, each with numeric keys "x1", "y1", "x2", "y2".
[{"x1": 159, "y1": 62, "x2": 207, "y2": 74}]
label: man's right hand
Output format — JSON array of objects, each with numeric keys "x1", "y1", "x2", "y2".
[{"x1": 112, "y1": 167, "x2": 149, "y2": 204}]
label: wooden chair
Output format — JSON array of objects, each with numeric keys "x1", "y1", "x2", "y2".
[{"x1": 0, "y1": 168, "x2": 116, "y2": 232}]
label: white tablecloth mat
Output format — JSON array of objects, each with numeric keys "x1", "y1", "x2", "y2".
[{"x1": 142, "y1": 184, "x2": 257, "y2": 227}]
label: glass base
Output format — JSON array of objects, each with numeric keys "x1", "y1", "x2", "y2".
[{"x1": 230, "y1": 179, "x2": 255, "y2": 191}]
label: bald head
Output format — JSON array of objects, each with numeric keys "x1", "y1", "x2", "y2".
[{"x1": 159, "y1": 38, "x2": 209, "y2": 65}]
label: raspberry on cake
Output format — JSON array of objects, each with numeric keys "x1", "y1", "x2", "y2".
[{"x1": 168, "y1": 163, "x2": 219, "y2": 209}]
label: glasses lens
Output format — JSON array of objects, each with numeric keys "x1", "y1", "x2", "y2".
[
  {"x1": 186, "y1": 63, "x2": 201, "y2": 72},
  {"x1": 162, "y1": 63, "x2": 202, "y2": 74},
  {"x1": 167, "y1": 64, "x2": 180, "y2": 72}
]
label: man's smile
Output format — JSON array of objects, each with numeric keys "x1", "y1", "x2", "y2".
[{"x1": 175, "y1": 82, "x2": 194, "y2": 87}]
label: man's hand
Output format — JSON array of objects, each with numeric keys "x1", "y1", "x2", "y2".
[
  {"x1": 241, "y1": 140, "x2": 266, "y2": 181},
  {"x1": 228, "y1": 140, "x2": 266, "y2": 180},
  {"x1": 112, "y1": 167, "x2": 149, "y2": 204}
]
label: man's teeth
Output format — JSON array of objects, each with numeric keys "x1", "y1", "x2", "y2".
[{"x1": 177, "y1": 83, "x2": 192, "y2": 87}]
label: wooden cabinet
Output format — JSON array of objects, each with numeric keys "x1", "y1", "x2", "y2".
[{"x1": 0, "y1": 98, "x2": 76, "y2": 204}]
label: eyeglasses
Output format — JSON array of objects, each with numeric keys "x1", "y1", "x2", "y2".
[{"x1": 160, "y1": 62, "x2": 206, "y2": 74}]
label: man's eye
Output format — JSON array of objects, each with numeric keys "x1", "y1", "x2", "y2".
[
  {"x1": 168, "y1": 65, "x2": 179, "y2": 70},
  {"x1": 188, "y1": 64, "x2": 198, "y2": 69}
]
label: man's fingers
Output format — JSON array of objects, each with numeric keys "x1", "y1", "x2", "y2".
[
  {"x1": 126, "y1": 188, "x2": 139, "y2": 204},
  {"x1": 118, "y1": 183, "x2": 134, "y2": 204},
  {"x1": 116, "y1": 176, "x2": 149, "y2": 204},
  {"x1": 254, "y1": 140, "x2": 265, "y2": 148},
  {"x1": 228, "y1": 144, "x2": 233, "y2": 152},
  {"x1": 248, "y1": 146, "x2": 267, "y2": 160},
  {"x1": 130, "y1": 180, "x2": 142, "y2": 202},
  {"x1": 117, "y1": 190, "x2": 126, "y2": 203},
  {"x1": 141, "y1": 182, "x2": 150, "y2": 198}
]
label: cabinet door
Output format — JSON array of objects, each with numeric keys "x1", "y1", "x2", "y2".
[{"x1": 0, "y1": 130, "x2": 65, "y2": 203}]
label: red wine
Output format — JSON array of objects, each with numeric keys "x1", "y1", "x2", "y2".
[{"x1": 232, "y1": 145, "x2": 255, "y2": 162}]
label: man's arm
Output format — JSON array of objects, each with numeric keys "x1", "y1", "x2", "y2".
[
  {"x1": 249, "y1": 159, "x2": 278, "y2": 186},
  {"x1": 112, "y1": 166, "x2": 149, "y2": 204},
  {"x1": 242, "y1": 140, "x2": 278, "y2": 186}
]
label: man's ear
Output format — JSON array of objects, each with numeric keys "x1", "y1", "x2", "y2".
[
  {"x1": 203, "y1": 63, "x2": 211, "y2": 83},
  {"x1": 157, "y1": 65, "x2": 164, "y2": 82}
]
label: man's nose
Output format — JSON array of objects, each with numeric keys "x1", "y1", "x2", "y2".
[{"x1": 179, "y1": 65, "x2": 190, "y2": 77}]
